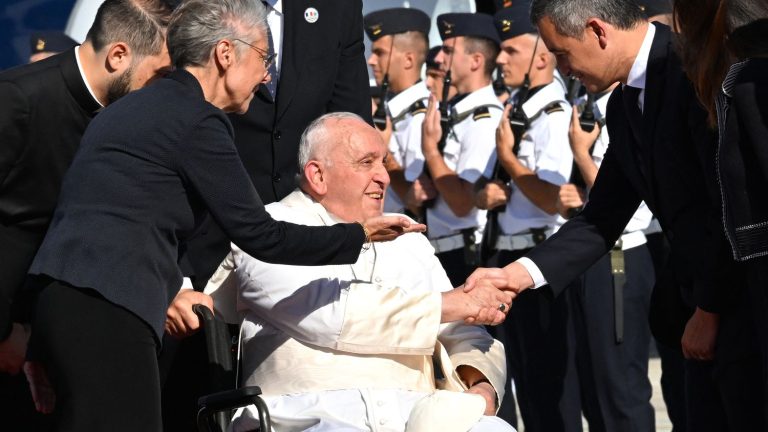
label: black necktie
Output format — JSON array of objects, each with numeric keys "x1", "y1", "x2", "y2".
[
  {"x1": 263, "y1": 1, "x2": 278, "y2": 99},
  {"x1": 622, "y1": 85, "x2": 643, "y2": 144}
]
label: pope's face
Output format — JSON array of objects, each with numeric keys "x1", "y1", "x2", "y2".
[{"x1": 320, "y1": 118, "x2": 390, "y2": 222}]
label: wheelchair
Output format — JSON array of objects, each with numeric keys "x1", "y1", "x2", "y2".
[{"x1": 193, "y1": 304, "x2": 271, "y2": 432}]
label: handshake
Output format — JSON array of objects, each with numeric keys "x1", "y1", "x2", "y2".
[{"x1": 442, "y1": 262, "x2": 535, "y2": 326}]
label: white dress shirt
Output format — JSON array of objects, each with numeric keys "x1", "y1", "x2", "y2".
[{"x1": 263, "y1": 0, "x2": 283, "y2": 74}]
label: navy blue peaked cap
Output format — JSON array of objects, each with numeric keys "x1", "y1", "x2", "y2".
[
  {"x1": 425, "y1": 46, "x2": 442, "y2": 69},
  {"x1": 364, "y1": 8, "x2": 431, "y2": 41},
  {"x1": 30, "y1": 31, "x2": 77, "y2": 54},
  {"x1": 436, "y1": 13, "x2": 500, "y2": 45},
  {"x1": 494, "y1": 1, "x2": 537, "y2": 41}
]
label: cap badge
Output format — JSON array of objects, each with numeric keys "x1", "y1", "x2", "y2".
[
  {"x1": 501, "y1": 19, "x2": 512, "y2": 32},
  {"x1": 369, "y1": 23, "x2": 383, "y2": 36},
  {"x1": 442, "y1": 20, "x2": 454, "y2": 35},
  {"x1": 36, "y1": 39, "x2": 45, "y2": 51}
]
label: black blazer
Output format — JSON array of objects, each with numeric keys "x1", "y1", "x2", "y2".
[
  {"x1": 29, "y1": 69, "x2": 364, "y2": 340},
  {"x1": 184, "y1": 0, "x2": 373, "y2": 287},
  {"x1": 525, "y1": 24, "x2": 733, "y2": 345},
  {"x1": 0, "y1": 50, "x2": 100, "y2": 338},
  {"x1": 718, "y1": 57, "x2": 768, "y2": 261}
]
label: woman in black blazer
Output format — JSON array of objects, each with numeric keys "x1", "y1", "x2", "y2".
[{"x1": 24, "y1": 0, "x2": 422, "y2": 429}]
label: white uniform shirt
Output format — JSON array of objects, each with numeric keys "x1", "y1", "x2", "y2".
[
  {"x1": 427, "y1": 84, "x2": 503, "y2": 239},
  {"x1": 205, "y1": 191, "x2": 509, "y2": 431},
  {"x1": 383, "y1": 81, "x2": 430, "y2": 213},
  {"x1": 497, "y1": 80, "x2": 573, "y2": 236}
]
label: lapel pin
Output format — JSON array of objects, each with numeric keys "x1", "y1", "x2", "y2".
[{"x1": 304, "y1": 7, "x2": 319, "y2": 23}]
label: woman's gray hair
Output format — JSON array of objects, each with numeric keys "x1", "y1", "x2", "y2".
[
  {"x1": 530, "y1": 0, "x2": 645, "y2": 39},
  {"x1": 296, "y1": 112, "x2": 367, "y2": 183},
  {"x1": 167, "y1": 0, "x2": 268, "y2": 68}
]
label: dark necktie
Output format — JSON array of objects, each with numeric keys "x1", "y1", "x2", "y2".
[
  {"x1": 622, "y1": 85, "x2": 643, "y2": 144},
  {"x1": 263, "y1": 1, "x2": 278, "y2": 99}
]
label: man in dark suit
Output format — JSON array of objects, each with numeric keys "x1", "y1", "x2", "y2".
[
  {"x1": 468, "y1": 0, "x2": 762, "y2": 429},
  {"x1": 0, "y1": 0, "x2": 172, "y2": 426}
]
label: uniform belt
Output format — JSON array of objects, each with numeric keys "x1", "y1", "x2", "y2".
[
  {"x1": 617, "y1": 231, "x2": 646, "y2": 250},
  {"x1": 429, "y1": 233, "x2": 468, "y2": 254},
  {"x1": 495, "y1": 233, "x2": 535, "y2": 251}
]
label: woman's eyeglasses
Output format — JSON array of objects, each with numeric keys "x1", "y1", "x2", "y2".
[{"x1": 234, "y1": 38, "x2": 276, "y2": 69}]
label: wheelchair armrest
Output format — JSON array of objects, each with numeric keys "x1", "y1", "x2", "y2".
[{"x1": 197, "y1": 386, "x2": 271, "y2": 432}]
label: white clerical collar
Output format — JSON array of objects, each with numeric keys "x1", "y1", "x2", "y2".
[
  {"x1": 625, "y1": 23, "x2": 656, "y2": 92},
  {"x1": 74, "y1": 45, "x2": 104, "y2": 108}
]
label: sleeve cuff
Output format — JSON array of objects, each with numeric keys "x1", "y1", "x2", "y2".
[{"x1": 515, "y1": 257, "x2": 547, "y2": 289}]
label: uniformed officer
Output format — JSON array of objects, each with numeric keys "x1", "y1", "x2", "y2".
[
  {"x1": 474, "y1": 4, "x2": 575, "y2": 430},
  {"x1": 364, "y1": 8, "x2": 431, "y2": 215},
  {"x1": 420, "y1": 12, "x2": 504, "y2": 286},
  {"x1": 424, "y1": 46, "x2": 455, "y2": 103},
  {"x1": 557, "y1": 85, "x2": 657, "y2": 432}
]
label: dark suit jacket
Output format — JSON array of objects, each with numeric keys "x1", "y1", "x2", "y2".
[
  {"x1": 184, "y1": 0, "x2": 373, "y2": 287},
  {"x1": 29, "y1": 69, "x2": 365, "y2": 340},
  {"x1": 525, "y1": 24, "x2": 733, "y2": 346},
  {"x1": 0, "y1": 50, "x2": 100, "y2": 339}
]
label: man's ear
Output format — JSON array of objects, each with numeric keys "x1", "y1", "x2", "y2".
[
  {"x1": 105, "y1": 42, "x2": 131, "y2": 73},
  {"x1": 213, "y1": 39, "x2": 236, "y2": 72},
  {"x1": 304, "y1": 161, "x2": 327, "y2": 196},
  {"x1": 402, "y1": 50, "x2": 415, "y2": 71},
  {"x1": 587, "y1": 18, "x2": 609, "y2": 49},
  {"x1": 470, "y1": 52, "x2": 484, "y2": 72}
]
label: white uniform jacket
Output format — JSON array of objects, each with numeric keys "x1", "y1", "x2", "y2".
[
  {"x1": 497, "y1": 80, "x2": 574, "y2": 237},
  {"x1": 427, "y1": 84, "x2": 503, "y2": 240},
  {"x1": 206, "y1": 190, "x2": 509, "y2": 432},
  {"x1": 383, "y1": 81, "x2": 430, "y2": 213}
]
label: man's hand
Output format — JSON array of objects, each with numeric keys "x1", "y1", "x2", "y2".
[
  {"x1": 441, "y1": 279, "x2": 513, "y2": 325},
  {"x1": 681, "y1": 307, "x2": 719, "y2": 361},
  {"x1": 404, "y1": 175, "x2": 437, "y2": 214},
  {"x1": 421, "y1": 94, "x2": 442, "y2": 157},
  {"x1": 0, "y1": 322, "x2": 29, "y2": 374},
  {"x1": 165, "y1": 290, "x2": 214, "y2": 338},
  {"x1": 495, "y1": 104, "x2": 517, "y2": 164},
  {"x1": 475, "y1": 180, "x2": 510, "y2": 210},
  {"x1": 464, "y1": 262, "x2": 534, "y2": 294},
  {"x1": 24, "y1": 361, "x2": 55, "y2": 414},
  {"x1": 362, "y1": 216, "x2": 427, "y2": 242},
  {"x1": 556, "y1": 183, "x2": 586, "y2": 218},
  {"x1": 568, "y1": 106, "x2": 601, "y2": 158}
]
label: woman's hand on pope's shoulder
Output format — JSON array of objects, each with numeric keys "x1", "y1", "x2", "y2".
[{"x1": 362, "y1": 216, "x2": 426, "y2": 242}]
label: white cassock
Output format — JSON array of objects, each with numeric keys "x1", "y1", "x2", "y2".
[{"x1": 206, "y1": 190, "x2": 515, "y2": 432}]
